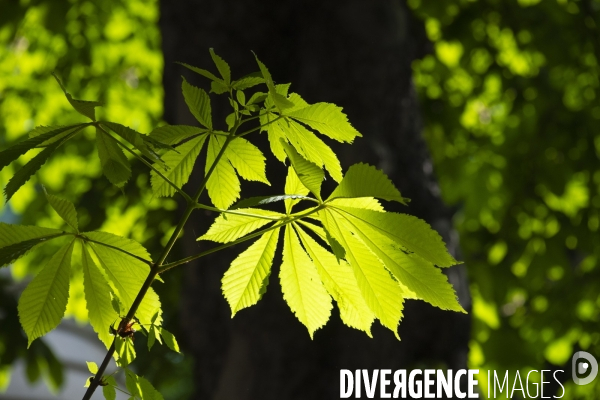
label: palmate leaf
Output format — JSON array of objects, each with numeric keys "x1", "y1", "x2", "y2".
[
  {"x1": 280, "y1": 225, "x2": 332, "y2": 338},
  {"x1": 198, "y1": 208, "x2": 282, "y2": 243},
  {"x1": 150, "y1": 133, "x2": 208, "y2": 197},
  {"x1": 334, "y1": 206, "x2": 458, "y2": 267},
  {"x1": 182, "y1": 78, "x2": 213, "y2": 129},
  {"x1": 0, "y1": 223, "x2": 65, "y2": 267},
  {"x1": 18, "y1": 240, "x2": 75, "y2": 346},
  {"x1": 205, "y1": 135, "x2": 240, "y2": 209},
  {"x1": 85, "y1": 232, "x2": 160, "y2": 326},
  {"x1": 328, "y1": 163, "x2": 407, "y2": 204},
  {"x1": 44, "y1": 190, "x2": 78, "y2": 232},
  {"x1": 286, "y1": 102, "x2": 362, "y2": 143},
  {"x1": 331, "y1": 208, "x2": 464, "y2": 312},
  {"x1": 149, "y1": 125, "x2": 207, "y2": 146},
  {"x1": 226, "y1": 138, "x2": 270, "y2": 185},
  {"x1": 319, "y1": 209, "x2": 404, "y2": 337},
  {"x1": 81, "y1": 244, "x2": 119, "y2": 347},
  {"x1": 284, "y1": 166, "x2": 310, "y2": 213},
  {"x1": 222, "y1": 228, "x2": 280, "y2": 316},
  {"x1": 96, "y1": 127, "x2": 131, "y2": 187},
  {"x1": 4, "y1": 130, "x2": 79, "y2": 202},
  {"x1": 294, "y1": 224, "x2": 374, "y2": 335},
  {"x1": 0, "y1": 125, "x2": 88, "y2": 172},
  {"x1": 282, "y1": 141, "x2": 324, "y2": 200}
]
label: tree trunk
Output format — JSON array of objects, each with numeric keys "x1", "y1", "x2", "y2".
[{"x1": 160, "y1": 1, "x2": 471, "y2": 399}]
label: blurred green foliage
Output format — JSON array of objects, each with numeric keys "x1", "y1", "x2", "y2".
[
  {"x1": 0, "y1": 0, "x2": 189, "y2": 397},
  {"x1": 411, "y1": 0, "x2": 600, "y2": 397}
]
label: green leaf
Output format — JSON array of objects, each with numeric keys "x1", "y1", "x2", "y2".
[
  {"x1": 86, "y1": 232, "x2": 161, "y2": 326},
  {"x1": 226, "y1": 138, "x2": 270, "y2": 185},
  {"x1": 96, "y1": 127, "x2": 132, "y2": 187},
  {"x1": 44, "y1": 190, "x2": 78, "y2": 232},
  {"x1": 0, "y1": 125, "x2": 86, "y2": 172},
  {"x1": 149, "y1": 125, "x2": 207, "y2": 146},
  {"x1": 287, "y1": 102, "x2": 362, "y2": 143},
  {"x1": 205, "y1": 135, "x2": 240, "y2": 209},
  {"x1": 328, "y1": 163, "x2": 407, "y2": 204},
  {"x1": 101, "y1": 122, "x2": 163, "y2": 165},
  {"x1": 86, "y1": 361, "x2": 98, "y2": 374},
  {"x1": 320, "y1": 209, "x2": 404, "y2": 337},
  {"x1": 29, "y1": 125, "x2": 85, "y2": 147},
  {"x1": 211, "y1": 80, "x2": 229, "y2": 94},
  {"x1": 18, "y1": 240, "x2": 75, "y2": 346},
  {"x1": 232, "y1": 194, "x2": 312, "y2": 210},
  {"x1": 199, "y1": 208, "x2": 281, "y2": 243},
  {"x1": 295, "y1": 224, "x2": 374, "y2": 335},
  {"x1": 0, "y1": 223, "x2": 64, "y2": 268},
  {"x1": 209, "y1": 48, "x2": 231, "y2": 84},
  {"x1": 260, "y1": 112, "x2": 288, "y2": 162},
  {"x1": 147, "y1": 324, "x2": 160, "y2": 351},
  {"x1": 4, "y1": 130, "x2": 77, "y2": 202},
  {"x1": 283, "y1": 119, "x2": 343, "y2": 182},
  {"x1": 232, "y1": 72, "x2": 265, "y2": 90},
  {"x1": 280, "y1": 225, "x2": 331, "y2": 338},
  {"x1": 328, "y1": 197, "x2": 385, "y2": 212},
  {"x1": 281, "y1": 141, "x2": 324, "y2": 200},
  {"x1": 125, "y1": 369, "x2": 164, "y2": 400},
  {"x1": 254, "y1": 54, "x2": 294, "y2": 110},
  {"x1": 177, "y1": 62, "x2": 222, "y2": 82},
  {"x1": 53, "y1": 73, "x2": 103, "y2": 121},
  {"x1": 103, "y1": 377, "x2": 117, "y2": 400},
  {"x1": 331, "y1": 209, "x2": 464, "y2": 312},
  {"x1": 150, "y1": 133, "x2": 208, "y2": 197},
  {"x1": 222, "y1": 228, "x2": 280, "y2": 315},
  {"x1": 333, "y1": 206, "x2": 458, "y2": 267},
  {"x1": 115, "y1": 338, "x2": 136, "y2": 367},
  {"x1": 284, "y1": 166, "x2": 310, "y2": 213},
  {"x1": 182, "y1": 78, "x2": 213, "y2": 129},
  {"x1": 81, "y1": 243, "x2": 119, "y2": 347},
  {"x1": 159, "y1": 327, "x2": 180, "y2": 353}
]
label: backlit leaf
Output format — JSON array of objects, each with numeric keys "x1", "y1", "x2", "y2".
[
  {"x1": 287, "y1": 102, "x2": 362, "y2": 143},
  {"x1": 280, "y1": 226, "x2": 331, "y2": 337},
  {"x1": 150, "y1": 133, "x2": 208, "y2": 197},
  {"x1": 199, "y1": 208, "x2": 281, "y2": 243},
  {"x1": 0, "y1": 223, "x2": 64, "y2": 268},
  {"x1": 282, "y1": 141, "x2": 324, "y2": 200},
  {"x1": 182, "y1": 78, "x2": 212, "y2": 129},
  {"x1": 222, "y1": 228, "x2": 280, "y2": 315},
  {"x1": 205, "y1": 135, "x2": 240, "y2": 209},
  {"x1": 45, "y1": 190, "x2": 78, "y2": 232},
  {"x1": 81, "y1": 244, "x2": 119, "y2": 347},
  {"x1": 329, "y1": 163, "x2": 406, "y2": 204},
  {"x1": 18, "y1": 240, "x2": 75, "y2": 346},
  {"x1": 226, "y1": 138, "x2": 269, "y2": 185},
  {"x1": 96, "y1": 127, "x2": 131, "y2": 187}
]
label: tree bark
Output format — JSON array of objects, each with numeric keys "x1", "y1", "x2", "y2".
[{"x1": 160, "y1": 1, "x2": 471, "y2": 399}]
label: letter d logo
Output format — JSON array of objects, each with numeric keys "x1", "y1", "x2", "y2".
[{"x1": 572, "y1": 351, "x2": 598, "y2": 385}]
